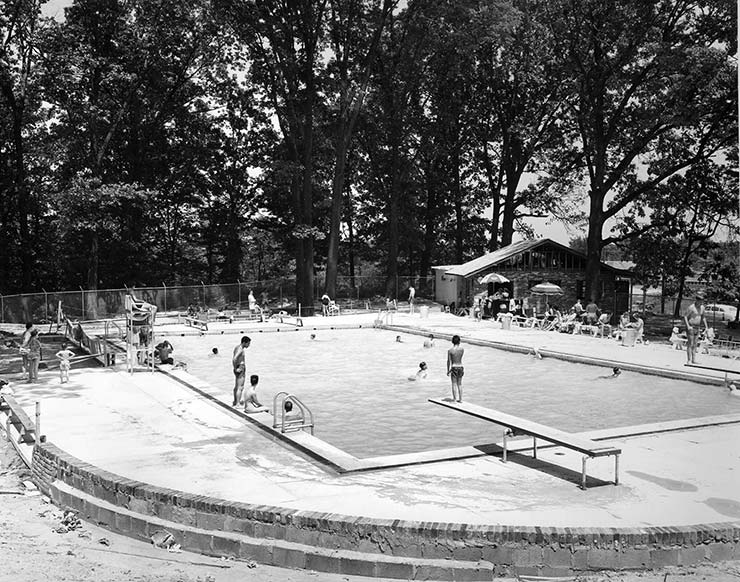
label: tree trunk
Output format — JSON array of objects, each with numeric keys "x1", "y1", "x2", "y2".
[
  {"x1": 452, "y1": 143, "x2": 463, "y2": 263},
  {"x1": 12, "y1": 112, "x2": 33, "y2": 289},
  {"x1": 481, "y1": 142, "x2": 502, "y2": 252},
  {"x1": 500, "y1": 175, "x2": 518, "y2": 247},
  {"x1": 325, "y1": 134, "x2": 350, "y2": 298},
  {"x1": 419, "y1": 160, "x2": 438, "y2": 277},
  {"x1": 346, "y1": 185, "x2": 355, "y2": 288},
  {"x1": 385, "y1": 140, "x2": 401, "y2": 297},
  {"x1": 584, "y1": 194, "x2": 604, "y2": 302}
]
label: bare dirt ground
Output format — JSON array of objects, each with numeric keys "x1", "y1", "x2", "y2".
[{"x1": 1, "y1": 435, "x2": 738, "y2": 582}]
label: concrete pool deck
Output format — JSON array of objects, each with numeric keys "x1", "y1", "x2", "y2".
[{"x1": 4, "y1": 310, "x2": 740, "y2": 578}]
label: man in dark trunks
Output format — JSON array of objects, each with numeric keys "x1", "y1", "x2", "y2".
[{"x1": 232, "y1": 336, "x2": 251, "y2": 406}]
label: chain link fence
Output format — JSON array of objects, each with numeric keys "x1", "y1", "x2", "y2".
[{"x1": 0, "y1": 275, "x2": 437, "y2": 324}]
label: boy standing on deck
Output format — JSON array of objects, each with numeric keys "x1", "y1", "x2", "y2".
[
  {"x1": 232, "y1": 336, "x2": 251, "y2": 406},
  {"x1": 447, "y1": 335, "x2": 465, "y2": 403}
]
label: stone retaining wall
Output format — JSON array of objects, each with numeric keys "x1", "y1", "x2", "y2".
[{"x1": 31, "y1": 442, "x2": 740, "y2": 578}]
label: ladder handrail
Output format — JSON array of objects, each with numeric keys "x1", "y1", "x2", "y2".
[{"x1": 272, "y1": 391, "x2": 314, "y2": 434}]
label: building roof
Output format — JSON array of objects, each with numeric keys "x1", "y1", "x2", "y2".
[{"x1": 444, "y1": 238, "x2": 632, "y2": 278}]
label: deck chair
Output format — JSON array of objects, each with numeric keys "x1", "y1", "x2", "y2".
[
  {"x1": 669, "y1": 327, "x2": 687, "y2": 350},
  {"x1": 633, "y1": 318, "x2": 645, "y2": 344},
  {"x1": 327, "y1": 301, "x2": 341, "y2": 316},
  {"x1": 698, "y1": 328, "x2": 715, "y2": 354}
]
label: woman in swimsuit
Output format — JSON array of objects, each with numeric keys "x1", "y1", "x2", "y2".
[{"x1": 683, "y1": 292, "x2": 707, "y2": 365}]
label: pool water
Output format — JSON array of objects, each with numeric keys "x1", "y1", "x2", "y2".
[{"x1": 169, "y1": 328, "x2": 740, "y2": 457}]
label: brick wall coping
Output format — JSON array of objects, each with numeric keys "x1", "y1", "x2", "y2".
[{"x1": 33, "y1": 442, "x2": 740, "y2": 548}]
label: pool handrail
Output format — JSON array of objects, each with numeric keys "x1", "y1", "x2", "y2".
[{"x1": 272, "y1": 391, "x2": 314, "y2": 435}]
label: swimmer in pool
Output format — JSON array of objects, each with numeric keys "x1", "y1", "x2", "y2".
[
  {"x1": 423, "y1": 334, "x2": 435, "y2": 348},
  {"x1": 396, "y1": 335, "x2": 402, "y2": 343},
  {"x1": 598, "y1": 367, "x2": 621, "y2": 379},
  {"x1": 446, "y1": 335, "x2": 464, "y2": 402},
  {"x1": 211, "y1": 346, "x2": 219, "y2": 355},
  {"x1": 232, "y1": 335, "x2": 251, "y2": 406},
  {"x1": 408, "y1": 361, "x2": 428, "y2": 381}
]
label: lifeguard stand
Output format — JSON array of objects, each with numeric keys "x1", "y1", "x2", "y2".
[{"x1": 125, "y1": 294, "x2": 157, "y2": 373}]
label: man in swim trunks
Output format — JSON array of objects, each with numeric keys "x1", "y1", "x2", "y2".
[
  {"x1": 447, "y1": 335, "x2": 465, "y2": 402},
  {"x1": 684, "y1": 291, "x2": 707, "y2": 365},
  {"x1": 232, "y1": 335, "x2": 251, "y2": 406}
]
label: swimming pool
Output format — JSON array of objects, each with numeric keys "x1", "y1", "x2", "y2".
[{"x1": 169, "y1": 328, "x2": 740, "y2": 457}]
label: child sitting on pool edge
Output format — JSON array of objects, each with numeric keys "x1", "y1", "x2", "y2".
[{"x1": 244, "y1": 374, "x2": 269, "y2": 413}]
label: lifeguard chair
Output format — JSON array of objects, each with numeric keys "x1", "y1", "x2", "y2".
[{"x1": 125, "y1": 295, "x2": 157, "y2": 373}]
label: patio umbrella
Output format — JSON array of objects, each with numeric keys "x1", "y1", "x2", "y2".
[
  {"x1": 478, "y1": 273, "x2": 510, "y2": 285},
  {"x1": 530, "y1": 282, "x2": 564, "y2": 296}
]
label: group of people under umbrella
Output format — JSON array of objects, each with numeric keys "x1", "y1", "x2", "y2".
[{"x1": 466, "y1": 274, "x2": 565, "y2": 321}]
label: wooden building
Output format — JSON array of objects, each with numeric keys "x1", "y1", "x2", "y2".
[{"x1": 433, "y1": 239, "x2": 633, "y2": 319}]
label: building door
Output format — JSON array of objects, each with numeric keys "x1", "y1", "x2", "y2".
[{"x1": 614, "y1": 279, "x2": 630, "y2": 317}]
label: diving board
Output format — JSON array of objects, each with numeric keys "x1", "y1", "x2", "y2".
[
  {"x1": 685, "y1": 363, "x2": 740, "y2": 375},
  {"x1": 429, "y1": 398, "x2": 621, "y2": 489}
]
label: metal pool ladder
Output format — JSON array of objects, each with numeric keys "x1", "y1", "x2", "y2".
[{"x1": 272, "y1": 392, "x2": 314, "y2": 435}]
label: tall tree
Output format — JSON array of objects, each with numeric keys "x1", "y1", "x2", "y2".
[
  {"x1": 323, "y1": 0, "x2": 395, "y2": 298},
  {"x1": 547, "y1": 0, "x2": 737, "y2": 301},
  {"x1": 0, "y1": 0, "x2": 45, "y2": 290},
  {"x1": 217, "y1": 0, "x2": 328, "y2": 314}
]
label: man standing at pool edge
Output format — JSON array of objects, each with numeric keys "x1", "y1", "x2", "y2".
[
  {"x1": 232, "y1": 335, "x2": 251, "y2": 406},
  {"x1": 447, "y1": 335, "x2": 465, "y2": 402}
]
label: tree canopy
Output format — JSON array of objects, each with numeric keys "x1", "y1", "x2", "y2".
[{"x1": 0, "y1": 0, "x2": 736, "y2": 309}]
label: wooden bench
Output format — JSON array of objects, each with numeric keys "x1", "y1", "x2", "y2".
[
  {"x1": 181, "y1": 316, "x2": 209, "y2": 331},
  {"x1": 0, "y1": 394, "x2": 37, "y2": 445},
  {"x1": 429, "y1": 398, "x2": 621, "y2": 489}
]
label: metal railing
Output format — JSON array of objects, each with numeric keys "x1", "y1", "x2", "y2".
[{"x1": 272, "y1": 391, "x2": 314, "y2": 435}]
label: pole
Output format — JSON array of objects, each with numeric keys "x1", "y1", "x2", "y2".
[
  {"x1": 237, "y1": 280, "x2": 241, "y2": 310},
  {"x1": 1, "y1": 294, "x2": 4, "y2": 323},
  {"x1": 201, "y1": 281, "x2": 206, "y2": 308},
  {"x1": 35, "y1": 401, "x2": 41, "y2": 442},
  {"x1": 80, "y1": 286, "x2": 85, "y2": 320}
]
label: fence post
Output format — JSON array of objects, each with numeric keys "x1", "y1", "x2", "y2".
[
  {"x1": 35, "y1": 402, "x2": 41, "y2": 442},
  {"x1": 237, "y1": 280, "x2": 241, "y2": 310},
  {"x1": 162, "y1": 282, "x2": 167, "y2": 313},
  {"x1": 1, "y1": 294, "x2": 3, "y2": 323},
  {"x1": 201, "y1": 281, "x2": 206, "y2": 308},
  {"x1": 80, "y1": 286, "x2": 85, "y2": 320},
  {"x1": 42, "y1": 288, "x2": 48, "y2": 322}
]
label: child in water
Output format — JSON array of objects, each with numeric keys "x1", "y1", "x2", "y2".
[{"x1": 408, "y1": 361, "x2": 428, "y2": 381}]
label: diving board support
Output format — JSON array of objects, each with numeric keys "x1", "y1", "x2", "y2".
[{"x1": 429, "y1": 398, "x2": 621, "y2": 489}]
